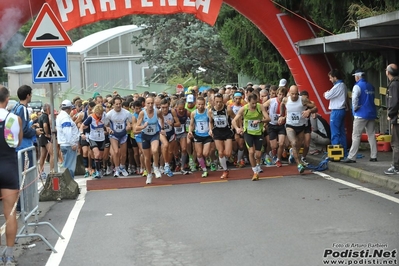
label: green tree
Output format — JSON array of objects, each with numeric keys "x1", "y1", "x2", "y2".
[
  {"x1": 215, "y1": 5, "x2": 290, "y2": 85},
  {"x1": 130, "y1": 14, "x2": 236, "y2": 85}
]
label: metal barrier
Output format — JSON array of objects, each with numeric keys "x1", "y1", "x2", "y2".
[{"x1": 15, "y1": 146, "x2": 64, "y2": 253}]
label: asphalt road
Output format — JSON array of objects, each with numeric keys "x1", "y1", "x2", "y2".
[{"x1": 15, "y1": 170, "x2": 399, "y2": 266}]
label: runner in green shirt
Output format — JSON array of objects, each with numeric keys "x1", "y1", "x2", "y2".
[{"x1": 232, "y1": 94, "x2": 270, "y2": 181}]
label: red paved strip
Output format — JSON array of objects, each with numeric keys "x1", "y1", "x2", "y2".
[{"x1": 86, "y1": 165, "x2": 309, "y2": 191}]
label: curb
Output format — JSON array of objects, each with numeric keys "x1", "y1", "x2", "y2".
[{"x1": 306, "y1": 155, "x2": 399, "y2": 192}]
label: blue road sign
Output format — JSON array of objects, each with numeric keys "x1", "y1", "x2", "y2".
[{"x1": 32, "y1": 47, "x2": 68, "y2": 83}]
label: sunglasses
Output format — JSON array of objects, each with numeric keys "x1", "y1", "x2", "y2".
[{"x1": 215, "y1": 93, "x2": 223, "y2": 97}]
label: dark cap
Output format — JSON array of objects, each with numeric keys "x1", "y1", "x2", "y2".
[{"x1": 299, "y1": 91, "x2": 309, "y2": 96}]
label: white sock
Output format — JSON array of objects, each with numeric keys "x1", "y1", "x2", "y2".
[
  {"x1": 165, "y1": 163, "x2": 169, "y2": 167},
  {"x1": 252, "y1": 167, "x2": 257, "y2": 173},
  {"x1": 237, "y1": 150, "x2": 244, "y2": 161},
  {"x1": 219, "y1": 157, "x2": 227, "y2": 170}
]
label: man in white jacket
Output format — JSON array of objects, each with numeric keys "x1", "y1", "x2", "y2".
[{"x1": 56, "y1": 100, "x2": 79, "y2": 178}]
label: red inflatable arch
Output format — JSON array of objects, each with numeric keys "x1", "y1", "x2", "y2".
[{"x1": 0, "y1": 0, "x2": 339, "y2": 117}]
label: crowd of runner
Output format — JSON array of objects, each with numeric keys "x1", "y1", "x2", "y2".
[{"x1": 31, "y1": 80, "x2": 324, "y2": 184}]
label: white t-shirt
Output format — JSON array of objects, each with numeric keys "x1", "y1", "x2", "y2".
[{"x1": 0, "y1": 108, "x2": 20, "y2": 148}]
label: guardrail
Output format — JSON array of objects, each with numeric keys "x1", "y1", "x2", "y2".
[{"x1": 15, "y1": 146, "x2": 64, "y2": 253}]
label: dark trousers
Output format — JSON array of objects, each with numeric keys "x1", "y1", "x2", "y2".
[{"x1": 391, "y1": 124, "x2": 399, "y2": 169}]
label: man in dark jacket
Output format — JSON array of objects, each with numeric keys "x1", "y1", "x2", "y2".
[
  {"x1": 384, "y1": 64, "x2": 399, "y2": 175},
  {"x1": 11, "y1": 85, "x2": 42, "y2": 167}
]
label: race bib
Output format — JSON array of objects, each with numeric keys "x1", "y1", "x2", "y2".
[
  {"x1": 164, "y1": 121, "x2": 172, "y2": 132},
  {"x1": 290, "y1": 112, "x2": 300, "y2": 125},
  {"x1": 196, "y1": 121, "x2": 208, "y2": 133},
  {"x1": 247, "y1": 120, "x2": 259, "y2": 131},
  {"x1": 272, "y1": 114, "x2": 279, "y2": 123},
  {"x1": 175, "y1": 125, "x2": 184, "y2": 134},
  {"x1": 93, "y1": 128, "x2": 103, "y2": 139},
  {"x1": 114, "y1": 122, "x2": 124, "y2": 132},
  {"x1": 143, "y1": 124, "x2": 157, "y2": 135},
  {"x1": 214, "y1": 115, "x2": 227, "y2": 128}
]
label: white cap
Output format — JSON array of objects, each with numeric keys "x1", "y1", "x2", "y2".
[
  {"x1": 279, "y1": 79, "x2": 287, "y2": 87},
  {"x1": 61, "y1": 99, "x2": 73, "y2": 108},
  {"x1": 187, "y1": 94, "x2": 195, "y2": 103},
  {"x1": 226, "y1": 85, "x2": 232, "y2": 89}
]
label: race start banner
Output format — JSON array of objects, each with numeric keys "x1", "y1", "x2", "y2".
[{"x1": 45, "y1": 0, "x2": 223, "y2": 30}]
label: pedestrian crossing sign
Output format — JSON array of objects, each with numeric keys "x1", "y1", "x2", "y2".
[{"x1": 32, "y1": 47, "x2": 68, "y2": 83}]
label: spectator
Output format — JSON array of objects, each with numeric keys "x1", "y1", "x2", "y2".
[
  {"x1": 11, "y1": 85, "x2": 42, "y2": 167},
  {"x1": 384, "y1": 64, "x2": 399, "y2": 175},
  {"x1": 309, "y1": 113, "x2": 331, "y2": 154},
  {"x1": 343, "y1": 69, "x2": 377, "y2": 163},
  {"x1": 324, "y1": 69, "x2": 348, "y2": 157},
  {"x1": 56, "y1": 100, "x2": 79, "y2": 178}
]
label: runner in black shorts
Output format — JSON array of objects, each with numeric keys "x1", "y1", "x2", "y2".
[
  {"x1": 279, "y1": 85, "x2": 316, "y2": 174},
  {"x1": 209, "y1": 93, "x2": 235, "y2": 179},
  {"x1": 81, "y1": 104, "x2": 107, "y2": 178},
  {"x1": 188, "y1": 97, "x2": 213, "y2": 178},
  {"x1": 299, "y1": 90, "x2": 317, "y2": 166}
]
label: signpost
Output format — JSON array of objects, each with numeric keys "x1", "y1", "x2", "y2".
[
  {"x1": 24, "y1": 3, "x2": 72, "y2": 174},
  {"x1": 176, "y1": 84, "x2": 184, "y2": 94}
]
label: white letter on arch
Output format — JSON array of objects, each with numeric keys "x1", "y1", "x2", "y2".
[
  {"x1": 196, "y1": 0, "x2": 210, "y2": 13},
  {"x1": 100, "y1": 0, "x2": 116, "y2": 11},
  {"x1": 141, "y1": 0, "x2": 153, "y2": 7},
  {"x1": 56, "y1": 0, "x2": 74, "y2": 22},
  {"x1": 79, "y1": 0, "x2": 96, "y2": 17}
]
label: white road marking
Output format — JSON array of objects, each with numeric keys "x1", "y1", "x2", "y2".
[
  {"x1": 45, "y1": 179, "x2": 87, "y2": 266},
  {"x1": 313, "y1": 171, "x2": 399, "y2": 204}
]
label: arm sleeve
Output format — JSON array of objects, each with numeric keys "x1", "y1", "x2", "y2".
[
  {"x1": 83, "y1": 116, "x2": 92, "y2": 126},
  {"x1": 324, "y1": 84, "x2": 342, "y2": 100}
]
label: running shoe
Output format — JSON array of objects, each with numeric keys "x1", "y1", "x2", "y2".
[
  {"x1": 238, "y1": 159, "x2": 245, "y2": 168},
  {"x1": 210, "y1": 163, "x2": 217, "y2": 171},
  {"x1": 142, "y1": 169, "x2": 148, "y2": 177},
  {"x1": 120, "y1": 167, "x2": 129, "y2": 177},
  {"x1": 264, "y1": 155, "x2": 273, "y2": 166},
  {"x1": 384, "y1": 165, "x2": 399, "y2": 175},
  {"x1": 84, "y1": 171, "x2": 89, "y2": 178},
  {"x1": 289, "y1": 148, "x2": 295, "y2": 164},
  {"x1": 206, "y1": 157, "x2": 212, "y2": 167},
  {"x1": 114, "y1": 170, "x2": 120, "y2": 177},
  {"x1": 220, "y1": 170, "x2": 229, "y2": 179},
  {"x1": 256, "y1": 164, "x2": 263, "y2": 173},
  {"x1": 4, "y1": 255, "x2": 16, "y2": 266},
  {"x1": 154, "y1": 168, "x2": 162, "y2": 178},
  {"x1": 146, "y1": 174, "x2": 152, "y2": 185},
  {"x1": 105, "y1": 166, "x2": 113, "y2": 176},
  {"x1": 300, "y1": 156, "x2": 309, "y2": 166},
  {"x1": 175, "y1": 164, "x2": 181, "y2": 172},
  {"x1": 201, "y1": 171, "x2": 208, "y2": 178},
  {"x1": 164, "y1": 165, "x2": 174, "y2": 177},
  {"x1": 159, "y1": 166, "x2": 164, "y2": 174},
  {"x1": 297, "y1": 164, "x2": 305, "y2": 174},
  {"x1": 94, "y1": 170, "x2": 100, "y2": 179},
  {"x1": 275, "y1": 159, "x2": 282, "y2": 167},
  {"x1": 181, "y1": 169, "x2": 190, "y2": 175},
  {"x1": 252, "y1": 173, "x2": 259, "y2": 181}
]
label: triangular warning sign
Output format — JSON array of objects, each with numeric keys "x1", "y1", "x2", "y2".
[
  {"x1": 23, "y1": 3, "x2": 72, "y2": 47},
  {"x1": 35, "y1": 52, "x2": 65, "y2": 79}
]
